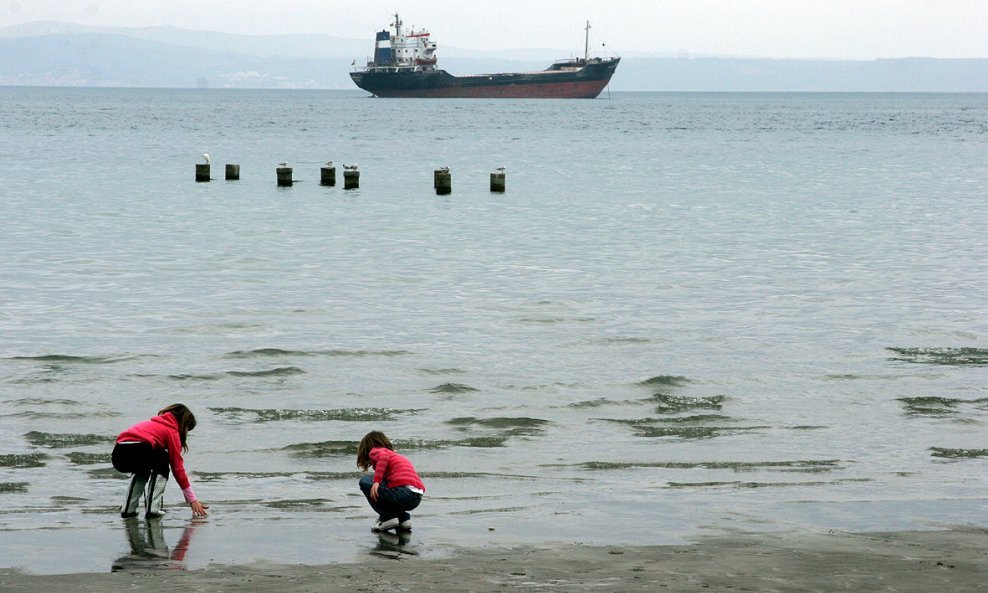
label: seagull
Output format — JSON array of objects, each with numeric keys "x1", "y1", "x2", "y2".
[
  {"x1": 201, "y1": 153, "x2": 210, "y2": 164},
  {"x1": 325, "y1": 160, "x2": 333, "y2": 167},
  {"x1": 439, "y1": 165, "x2": 450, "y2": 173},
  {"x1": 278, "y1": 161, "x2": 289, "y2": 167},
  {"x1": 344, "y1": 163, "x2": 358, "y2": 170},
  {"x1": 496, "y1": 165, "x2": 506, "y2": 172}
]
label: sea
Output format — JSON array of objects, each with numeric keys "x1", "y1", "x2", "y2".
[{"x1": 1, "y1": 87, "x2": 986, "y2": 574}]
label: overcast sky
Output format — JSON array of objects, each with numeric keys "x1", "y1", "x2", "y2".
[{"x1": 3, "y1": 0, "x2": 987, "y2": 59}]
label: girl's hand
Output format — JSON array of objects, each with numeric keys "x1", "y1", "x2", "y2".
[
  {"x1": 190, "y1": 500, "x2": 209, "y2": 517},
  {"x1": 370, "y1": 482, "x2": 380, "y2": 502}
]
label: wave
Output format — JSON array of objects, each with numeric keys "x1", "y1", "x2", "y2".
[
  {"x1": 66, "y1": 452, "x2": 111, "y2": 465},
  {"x1": 566, "y1": 398, "x2": 616, "y2": 409},
  {"x1": 283, "y1": 440, "x2": 359, "y2": 457},
  {"x1": 930, "y1": 447, "x2": 988, "y2": 459},
  {"x1": 638, "y1": 375, "x2": 691, "y2": 387},
  {"x1": 2, "y1": 354, "x2": 152, "y2": 364},
  {"x1": 226, "y1": 367, "x2": 306, "y2": 377},
  {"x1": 223, "y1": 348, "x2": 410, "y2": 359},
  {"x1": 518, "y1": 316, "x2": 595, "y2": 324},
  {"x1": 283, "y1": 436, "x2": 507, "y2": 458},
  {"x1": 0, "y1": 482, "x2": 29, "y2": 493},
  {"x1": 4, "y1": 410, "x2": 122, "y2": 419},
  {"x1": 447, "y1": 416, "x2": 549, "y2": 436},
  {"x1": 629, "y1": 425, "x2": 766, "y2": 439},
  {"x1": 0, "y1": 453, "x2": 48, "y2": 468},
  {"x1": 648, "y1": 393, "x2": 726, "y2": 413},
  {"x1": 195, "y1": 471, "x2": 298, "y2": 482},
  {"x1": 166, "y1": 373, "x2": 225, "y2": 381},
  {"x1": 210, "y1": 407, "x2": 419, "y2": 422},
  {"x1": 418, "y1": 368, "x2": 467, "y2": 375},
  {"x1": 8, "y1": 398, "x2": 83, "y2": 406},
  {"x1": 430, "y1": 383, "x2": 479, "y2": 393},
  {"x1": 572, "y1": 460, "x2": 843, "y2": 472},
  {"x1": 599, "y1": 337, "x2": 651, "y2": 344},
  {"x1": 664, "y1": 478, "x2": 870, "y2": 489},
  {"x1": 447, "y1": 417, "x2": 549, "y2": 429},
  {"x1": 887, "y1": 347, "x2": 988, "y2": 366},
  {"x1": 263, "y1": 498, "x2": 336, "y2": 509},
  {"x1": 897, "y1": 396, "x2": 988, "y2": 417},
  {"x1": 23, "y1": 431, "x2": 115, "y2": 448},
  {"x1": 596, "y1": 413, "x2": 765, "y2": 439}
]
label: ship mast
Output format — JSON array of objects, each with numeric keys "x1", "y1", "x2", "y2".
[{"x1": 584, "y1": 21, "x2": 590, "y2": 62}]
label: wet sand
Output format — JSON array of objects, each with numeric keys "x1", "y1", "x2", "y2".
[{"x1": 2, "y1": 527, "x2": 986, "y2": 592}]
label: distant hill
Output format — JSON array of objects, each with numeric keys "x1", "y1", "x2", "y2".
[{"x1": 1, "y1": 22, "x2": 986, "y2": 91}]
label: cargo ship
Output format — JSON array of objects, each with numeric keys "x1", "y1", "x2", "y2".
[{"x1": 350, "y1": 14, "x2": 620, "y2": 98}]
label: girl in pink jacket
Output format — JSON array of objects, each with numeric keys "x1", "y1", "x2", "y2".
[
  {"x1": 112, "y1": 404, "x2": 209, "y2": 518},
  {"x1": 357, "y1": 431, "x2": 425, "y2": 532}
]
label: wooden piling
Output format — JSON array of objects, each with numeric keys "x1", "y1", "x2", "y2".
[
  {"x1": 225, "y1": 164, "x2": 240, "y2": 180},
  {"x1": 195, "y1": 164, "x2": 210, "y2": 182},
  {"x1": 321, "y1": 166, "x2": 337, "y2": 186},
  {"x1": 344, "y1": 169, "x2": 359, "y2": 190},
  {"x1": 490, "y1": 171, "x2": 506, "y2": 193},
  {"x1": 435, "y1": 168, "x2": 451, "y2": 195},
  {"x1": 277, "y1": 166, "x2": 293, "y2": 187}
]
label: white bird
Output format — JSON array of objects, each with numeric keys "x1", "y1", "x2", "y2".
[
  {"x1": 325, "y1": 160, "x2": 333, "y2": 167},
  {"x1": 201, "y1": 153, "x2": 210, "y2": 164},
  {"x1": 344, "y1": 163, "x2": 358, "y2": 170},
  {"x1": 278, "y1": 161, "x2": 289, "y2": 167},
  {"x1": 439, "y1": 165, "x2": 450, "y2": 172},
  {"x1": 496, "y1": 165, "x2": 506, "y2": 172}
]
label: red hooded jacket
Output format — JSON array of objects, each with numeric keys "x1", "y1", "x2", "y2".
[{"x1": 369, "y1": 447, "x2": 425, "y2": 493}]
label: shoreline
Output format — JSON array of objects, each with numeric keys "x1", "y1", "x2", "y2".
[{"x1": 3, "y1": 527, "x2": 986, "y2": 592}]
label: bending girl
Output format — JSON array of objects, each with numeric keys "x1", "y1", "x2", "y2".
[{"x1": 111, "y1": 403, "x2": 209, "y2": 518}]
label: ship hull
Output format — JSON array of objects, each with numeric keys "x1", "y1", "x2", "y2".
[{"x1": 351, "y1": 58, "x2": 620, "y2": 99}]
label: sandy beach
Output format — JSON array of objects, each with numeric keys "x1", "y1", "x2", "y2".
[{"x1": 2, "y1": 527, "x2": 985, "y2": 593}]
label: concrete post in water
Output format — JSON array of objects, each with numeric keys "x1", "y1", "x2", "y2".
[
  {"x1": 276, "y1": 162, "x2": 293, "y2": 187},
  {"x1": 490, "y1": 166, "x2": 506, "y2": 193},
  {"x1": 225, "y1": 164, "x2": 240, "y2": 180},
  {"x1": 435, "y1": 166, "x2": 451, "y2": 195},
  {"x1": 321, "y1": 161, "x2": 336, "y2": 186},
  {"x1": 343, "y1": 164, "x2": 359, "y2": 190},
  {"x1": 196, "y1": 153, "x2": 211, "y2": 182}
]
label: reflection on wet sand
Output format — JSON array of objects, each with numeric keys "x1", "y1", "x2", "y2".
[
  {"x1": 111, "y1": 519, "x2": 196, "y2": 573},
  {"x1": 371, "y1": 531, "x2": 416, "y2": 559}
]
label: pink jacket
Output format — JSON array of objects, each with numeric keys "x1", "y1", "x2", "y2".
[
  {"x1": 117, "y1": 413, "x2": 197, "y2": 502},
  {"x1": 369, "y1": 447, "x2": 425, "y2": 493}
]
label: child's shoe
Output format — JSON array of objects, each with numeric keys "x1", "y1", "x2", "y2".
[
  {"x1": 372, "y1": 518, "x2": 399, "y2": 532},
  {"x1": 398, "y1": 519, "x2": 412, "y2": 532}
]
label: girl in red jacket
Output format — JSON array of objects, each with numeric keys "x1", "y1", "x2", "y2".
[
  {"x1": 357, "y1": 431, "x2": 425, "y2": 532},
  {"x1": 112, "y1": 404, "x2": 209, "y2": 519}
]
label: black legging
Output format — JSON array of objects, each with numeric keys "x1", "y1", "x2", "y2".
[{"x1": 112, "y1": 442, "x2": 170, "y2": 479}]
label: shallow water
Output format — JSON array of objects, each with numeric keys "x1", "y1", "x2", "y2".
[{"x1": 1, "y1": 88, "x2": 987, "y2": 573}]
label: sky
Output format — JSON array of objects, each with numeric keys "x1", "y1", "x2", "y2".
[{"x1": 3, "y1": 0, "x2": 988, "y2": 59}]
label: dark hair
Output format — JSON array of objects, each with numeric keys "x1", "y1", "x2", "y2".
[
  {"x1": 356, "y1": 430, "x2": 393, "y2": 470},
  {"x1": 158, "y1": 403, "x2": 196, "y2": 453}
]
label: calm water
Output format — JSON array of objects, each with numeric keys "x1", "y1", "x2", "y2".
[{"x1": 1, "y1": 88, "x2": 987, "y2": 573}]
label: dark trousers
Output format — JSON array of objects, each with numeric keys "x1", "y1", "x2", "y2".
[
  {"x1": 112, "y1": 442, "x2": 170, "y2": 479},
  {"x1": 359, "y1": 475, "x2": 422, "y2": 522},
  {"x1": 112, "y1": 442, "x2": 171, "y2": 517}
]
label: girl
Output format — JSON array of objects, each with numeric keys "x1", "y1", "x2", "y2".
[
  {"x1": 112, "y1": 404, "x2": 209, "y2": 518},
  {"x1": 357, "y1": 431, "x2": 425, "y2": 532}
]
